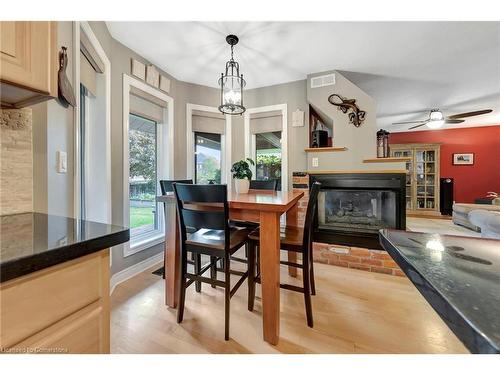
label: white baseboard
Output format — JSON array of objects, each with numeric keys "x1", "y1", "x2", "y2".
[{"x1": 110, "y1": 252, "x2": 164, "y2": 295}]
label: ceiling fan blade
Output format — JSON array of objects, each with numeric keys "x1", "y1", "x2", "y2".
[
  {"x1": 445, "y1": 119, "x2": 465, "y2": 124},
  {"x1": 392, "y1": 120, "x2": 428, "y2": 125},
  {"x1": 447, "y1": 109, "x2": 492, "y2": 119},
  {"x1": 408, "y1": 123, "x2": 428, "y2": 130}
]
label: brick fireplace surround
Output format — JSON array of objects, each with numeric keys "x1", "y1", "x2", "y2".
[{"x1": 292, "y1": 172, "x2": 404, "y2": 277}]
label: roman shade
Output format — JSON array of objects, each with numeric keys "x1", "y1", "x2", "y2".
[
  {"x1": 249, "y1": 110, "x2": 282, "y2": 134},
  {"x1": 80, "y1": 51, "x2": 97, "y2": 96},
  {"x1": 130, "y1": 93, "x2": 164, "y2": 123},
  {"x1": 192, "y1": 110, "x2": 226, "y2": 134},
  {"x1": 80, "y1": 30, "x2": 104, "y2": 73},
  {"x1": 130, "y1": 86, "x2": 168, "y2": 108}
]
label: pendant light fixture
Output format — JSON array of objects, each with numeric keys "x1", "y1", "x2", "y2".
[{"x1": 218, "y1": 35, "x2": 245, "y2": 115}]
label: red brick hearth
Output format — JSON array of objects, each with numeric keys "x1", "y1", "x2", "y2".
[
  {"x1": 292, "y1": 172, "x2": 404, "y2": 277},
  {"x1": 313, "y1": 243, "x2": 404, "y2": 276}
]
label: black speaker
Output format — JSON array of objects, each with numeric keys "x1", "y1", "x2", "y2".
[
  {"x1": 440, "y1": 177, "x2": 454, "y2": 216},
  {"x1": 311, "y1": 130, "x2": 328, "y2": 148}
]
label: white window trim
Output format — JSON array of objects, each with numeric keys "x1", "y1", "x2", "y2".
[
  {"x1": 186, "y1": 103, "x2": 232, "y2": 189},
  {"x1": 73, "y1": 22, "x2": 112, "y2": 267},
  {"x1": 244, "y1": 104, "x2": 288, "y2": 192},
  {"x1": 73, "y1": 21, "x2": 112, "y2": 223},
  {"x1": 123, "y1": 74, "x2": 174, "y2": 257}
]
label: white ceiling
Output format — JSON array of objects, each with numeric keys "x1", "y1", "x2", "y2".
[{"x1": 106, "y1": 21, "x2": 500, "y2": 131}]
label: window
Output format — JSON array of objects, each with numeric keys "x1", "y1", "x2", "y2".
[
  {"x1": 245, "y1": 105, "x2": 287, "y2": 192},
  {"x1": 123, "y1": 74, "x2": 173, "y2": 257},
  {"x1": 194, "y1": 131, "x2": 222, "y2": 184},
  {"x1": 128, "y1": 113, "x2": 159, "y2": 238},
  {"x1": 255, "y1": 131, "x2": 282, "y2": 189}
]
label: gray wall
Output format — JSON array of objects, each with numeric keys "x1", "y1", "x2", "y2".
[
  {"x1": 306, "y1": 70, "x2": 406, "y2": 172},
  {"x1": 32, "y1": 21, "x2": 75, "y2": 217}
]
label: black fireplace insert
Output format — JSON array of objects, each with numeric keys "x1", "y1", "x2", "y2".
[{"x1": 310, "y1": 173, "x2": 406, "y2": 250}]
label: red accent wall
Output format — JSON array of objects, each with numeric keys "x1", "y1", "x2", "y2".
[{"x1": 390, "y1": 126, "x2": 500, "y2": 203}]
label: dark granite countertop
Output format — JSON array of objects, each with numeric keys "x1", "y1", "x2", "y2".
[
  {"x1": 0, "y1": 212, "x2": 129, "y2": 283},
  {"x1": 379, "y1": 229, "x2": 500, "y2": 354}
]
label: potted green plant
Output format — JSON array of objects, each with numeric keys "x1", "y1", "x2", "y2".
[{"x1": 231, "y1": 158, "x2": 255, "y2": 194}]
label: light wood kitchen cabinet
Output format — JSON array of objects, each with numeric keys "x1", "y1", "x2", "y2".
[
  {"x1": 391, "y1": 143, "x2": 441, "y2": 216},
  {"x1": 0, "y1": 21, "x2": 58, "y2": 108},
  {"x1": 0, "y1": 250, "x2": 110, "y2": 354}
]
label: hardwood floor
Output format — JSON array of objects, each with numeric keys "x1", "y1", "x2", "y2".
[{"x1": 110, "y1": 259, "x2": 468, "y2": 354}]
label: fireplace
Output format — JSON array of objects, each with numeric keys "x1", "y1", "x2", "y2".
[{"x1": 310, "y1": 173, "x2": 406, "y2": 249}]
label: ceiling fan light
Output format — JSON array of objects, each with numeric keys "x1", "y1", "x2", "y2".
[
  {"x1": 427, "y1": 119, "x2": 445, "y2": 129},
  {"x1": 429, "y1": 110, "x2": 444, "y2": 121}
]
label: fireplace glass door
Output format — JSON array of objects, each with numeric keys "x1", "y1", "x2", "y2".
[{"x1": 317, "y1": 189, "x2": 397, "y2": 234}]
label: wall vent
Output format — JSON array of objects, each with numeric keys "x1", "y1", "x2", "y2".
[{"x1": 310, "y1": 73, "x2": 335, "y2": 89}]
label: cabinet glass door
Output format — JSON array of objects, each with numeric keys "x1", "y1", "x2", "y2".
[
  {"x1": 392, "y1": 149, "x2": 413, "y2": 210},
  {"x1": 415, "y1": 149, "x2": 436, "y2": 210},
  {"x1": 424, "y1": 150, "x2": 436, "y2": 209}
]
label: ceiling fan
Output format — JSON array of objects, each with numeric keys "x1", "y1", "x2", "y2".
[{"x1": 392, "y1": 109, "x2": 493, "y2": 130}]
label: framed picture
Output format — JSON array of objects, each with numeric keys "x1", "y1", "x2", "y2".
[{"x1": 453, "y1": 153, "x2": 474, "y2": 165}]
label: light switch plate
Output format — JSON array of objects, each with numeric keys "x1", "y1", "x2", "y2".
[
  {"x1": 312, "y1": 157, "x2": 319, "y2": 167},
  {"x1": 57, "y1": 151, "x2": 67, "y2": 174}
]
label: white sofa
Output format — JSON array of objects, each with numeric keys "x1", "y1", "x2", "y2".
[
  {"x1": 468, "y1": 210, "x2": 500, "y2": 239},
  {"x1": 452, "y1": 200, "x2": 500, "y2": 232}
]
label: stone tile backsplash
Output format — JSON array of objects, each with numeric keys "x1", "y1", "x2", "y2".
[{"x1": 0, "y1": 108, "x2": 33, "y2": 215}]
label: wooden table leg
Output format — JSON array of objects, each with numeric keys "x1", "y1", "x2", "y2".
[
  {"x1": 286, "y1": 202, "x2": 299, "y2": 277},
  {"x1": 165, "y1": 201, "x2": 180, "y2": 308},
  {"x1": 259, "y1": 211, "x2": 281, "y2": 345}
]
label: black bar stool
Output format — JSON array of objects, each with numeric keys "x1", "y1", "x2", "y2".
[
  {"x1": 159, "y1": 179, "x2": 199, "y2": 283},
  {"x1": 173, "y1": 183, "x2": 254, "y2": 340},
  {"x1": 247, "y1": 181, "x2": 321, "y2": 327}
]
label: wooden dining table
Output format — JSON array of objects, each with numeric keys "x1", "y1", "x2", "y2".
[{"x1": 157, "y1": 189, "x2": 304, "y2": 345}]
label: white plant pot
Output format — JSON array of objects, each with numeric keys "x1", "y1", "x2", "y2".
[{"x1": 234, "y1": 178, "x2": 250, "y2": 194}]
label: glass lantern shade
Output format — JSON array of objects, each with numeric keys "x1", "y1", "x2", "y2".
[
  {"x1": 219, "y1": 72, "x2": 245, "y2": 114},
  {"x1": 218, "y1": 43, "x2": 246, "y2": 115}
]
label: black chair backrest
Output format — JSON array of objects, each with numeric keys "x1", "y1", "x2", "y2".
[
  {"x1": 302, "y1": 182, "x2": 321, "y2": 251},
  {"x1": 160, "y1": 179, "x2": 193, "y2": 195},
  {"x1": 249, "y1": 179, "x2": 278, "y2": 191},
  {"x1": 172, "y1": 183, "x2": 230, "y2": 246}
]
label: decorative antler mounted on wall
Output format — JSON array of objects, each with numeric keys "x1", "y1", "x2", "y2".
[{"x1": 328, "y1": 94, "x2": 366, "y2": 127}]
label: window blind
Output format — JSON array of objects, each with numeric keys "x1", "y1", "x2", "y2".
[
  {"x1": 192, "y1": 110, "x2": 226, "y2": 134},
  {"x1": 249, "y1": 110, "x2": 282, "y2": 134}
]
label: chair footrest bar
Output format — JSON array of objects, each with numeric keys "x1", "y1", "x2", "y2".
[
  {"x1": 230, "y1": 271, "x2": 249, "y2": 298},
  {"x1": 280, "y1": 260, "x2": 303, "y2": 269},
  {"x1": 230, "y1": 256, "x2": 248, "y2": 264},
  {"x1": 185, "y1": 273, "x2": 226, "y2": 288},
  {"x1": 198, "y1": 262, "x2": 213, "y2": 276},
  {"x1": 215, "y1": 268, "x2": 246, "y2": 276},
  {"x1": 253, "y1": 277, "x2": 305, "y2": 294},
  {"x1": 280, "y1": 283, "x2": 304, "y2": 293}
]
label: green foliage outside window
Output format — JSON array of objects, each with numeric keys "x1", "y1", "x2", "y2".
[
  {"x1": 256, "y1": 154, "x2": 281, "y2": 179},
  {"x1": 197, "y1": 155, "x2": 221, "y2": 184}
]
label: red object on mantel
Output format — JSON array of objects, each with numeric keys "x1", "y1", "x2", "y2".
[{"x1": 390, "y1": 125, "x2": 500, "y2": 204}]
